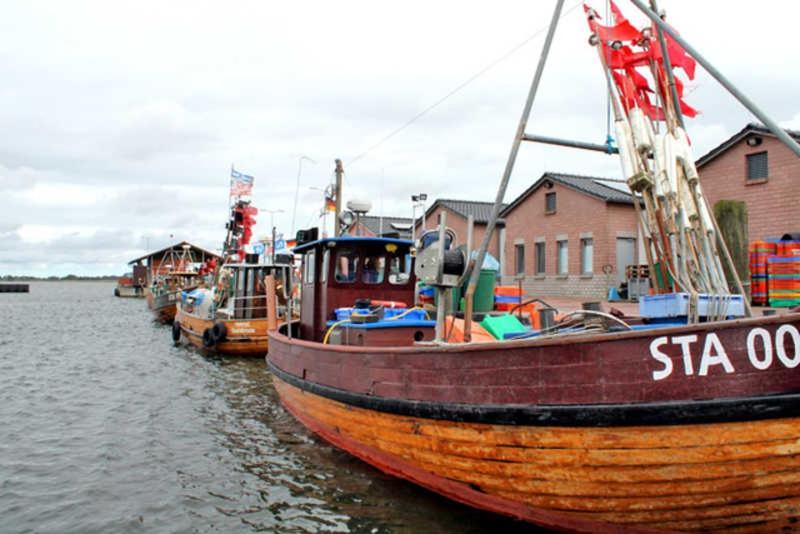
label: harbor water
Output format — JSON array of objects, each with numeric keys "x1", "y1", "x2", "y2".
[{"x1": 0, "y1": 282, "x2": 531, "y2": 532}]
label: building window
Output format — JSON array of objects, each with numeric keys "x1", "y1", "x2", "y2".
[
  {"x1": 580, "y1": 238, "x2": 593, "y2": 274},
  {"x1": 514, "y1": 244, "x2": 525, "y2": 275},
  {"x1": 545, "y1": 192, "x2": 557, "y2": 214},
  {"x1": 557, "y1": 240, "x2": 568, "y2": 275},
  {"x1": 535, "y1": 242, "x2": 546, "y2": 274},
  {"x1": 746, "y1": 151, "x2": 768, "y2": 180}
]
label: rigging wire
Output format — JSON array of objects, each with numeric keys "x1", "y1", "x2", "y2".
[{"x1": 346, "y1": 0, "x2": 584, "y2": 167}]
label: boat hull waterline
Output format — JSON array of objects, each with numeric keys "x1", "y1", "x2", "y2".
[{"x1": 267, "y1": 314, "x2": 800, "y2": 531}]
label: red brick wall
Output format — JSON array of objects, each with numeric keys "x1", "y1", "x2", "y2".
[
  {"x1": 500, "y1": 182, "x2": 639, "y2": 298},
  {"x1": 699, "y1": 135, "x2": 800, "y2": 242}
]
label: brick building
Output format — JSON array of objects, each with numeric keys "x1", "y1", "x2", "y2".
[
  {"x1": 414, "y1": 198, "x2": 507, "y2": 263},
  {"x1": 499, "y1": 173, "x2": 642, "y2": 299},
  {"x1": 697, "y1": 123, "x2": 800, "y2": 243}
]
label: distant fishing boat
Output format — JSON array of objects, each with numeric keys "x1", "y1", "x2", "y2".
[
  {"x1": 267, "y1": 2, "x2": 800, "y2": 530},
  {"x1": 145, "y1": 244, "x2": 218, "y2": 324},
  {"x1": 114, "y1": 272, "x2": 144, "y2": 298},
  {"x1": 174, "y1": 169, "x2": 293, "y2": 356}
]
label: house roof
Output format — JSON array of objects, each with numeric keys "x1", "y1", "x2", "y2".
[
  {"x1": 696, "y1": 122, "x2": 800, "y2": 168},
  {"x1": 421, "y1": 198, "x2": 507, "y2": 225},
  {"x1": 500, "y1": 172, "x2": 635, "y2": 217},
  {"x1": 128, "y1": 240, "x2": 220, "y2": 264},
  {"x1": 358, "y1": 215, "x2": 413, "y2": 239}
]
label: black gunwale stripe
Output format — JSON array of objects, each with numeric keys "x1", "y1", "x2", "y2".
[{"x1": 267, "y1": 361, "x2": 800, "y2": 427}]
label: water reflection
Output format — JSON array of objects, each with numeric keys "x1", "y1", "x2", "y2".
[{"x1": 0, "y1": 282, "x2": 533, "y2": 532}]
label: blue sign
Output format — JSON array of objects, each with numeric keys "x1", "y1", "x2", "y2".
[
  {"x1": 253, "y1": 242, "x2": 265, "y2": 255},
  {"x1": 275, "y1": 239, "x2": 286, "y2": 251}
]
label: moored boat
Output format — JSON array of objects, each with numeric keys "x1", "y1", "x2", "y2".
[
  {"x1": 145, "y1": 244, "x2": 218, "y2": 324},
  {"x1": 268, "y1": 233, "x2": 800, "y2": 531},
  {"x1": 114, "y1": 273, "x2": 144, "y2": 298},
  {"x1": 175, "y1": 260, "x2": 292, "y2": 356},
  {"x1": 173, "y1": 171, "x2": 294, "y2": 356},
  {"x1": 267, "y1": 1, "x2": 800, "y2": 529}
]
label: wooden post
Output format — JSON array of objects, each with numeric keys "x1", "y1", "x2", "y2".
[
  {"x1": 265, "y1": 274, "x2": 278, "y2": 332},
  {"x1": 334, "y1": 159, "x2": 344, "y2": 237}
]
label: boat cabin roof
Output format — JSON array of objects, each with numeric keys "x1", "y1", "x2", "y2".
[{"x1": 293, "y1": 236, "x2": 413, "y2": 254}]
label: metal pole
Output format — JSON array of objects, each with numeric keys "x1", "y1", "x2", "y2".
[
  {"x1": 334, "y1": 159, "x2": 344, "y2": 236},
  {"x1": 411, "y1": 203, "x2": 416, "y2": 244},
  {"x1": 629, "y1": 0, "x2": 800, "y2": 159},
  {"x1": 522, "y1": 133, "x2": 619, "y2": 154},
  {"x1": 463, "y1": 0, "x2": 565, "y2": 342},
  {"x1": 434, "y1": 211, "x2": 447, "y2": 342},
  {"x1": 648, "y1": 0, "x2": 685, "y2": 130}
]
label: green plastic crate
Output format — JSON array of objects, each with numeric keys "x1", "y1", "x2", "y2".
[
  {"x1": 769, "y1": 298, "x2": 800, "y2": 308},
  {"x1": 480, "y1": 313, "x2": 527, "y2": 340}
]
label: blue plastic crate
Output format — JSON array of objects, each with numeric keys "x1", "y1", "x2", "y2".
[{"x1": 639, "y1": 293, "x2": 745, "y2": 319}]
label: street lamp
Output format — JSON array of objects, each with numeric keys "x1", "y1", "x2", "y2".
[
  {"x1": 411, "y1": 193, "x2": 428, "y2": 243},
  {"x1": 291, "y1": 155, "x2": 317, "y2": 237}
]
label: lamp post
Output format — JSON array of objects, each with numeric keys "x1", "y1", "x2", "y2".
[
  {"x1": 291, "y1": 155, "x2": 317, "y2": 237},
  {"x1": 411, "y1": 193, "x2": 427, "y2": 243}
]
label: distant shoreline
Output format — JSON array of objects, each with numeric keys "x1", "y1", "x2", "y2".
[{"x1": 1, "y1": 276, "x2": 119, "y2": 282}]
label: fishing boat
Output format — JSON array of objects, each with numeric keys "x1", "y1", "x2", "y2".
[
  {"x1": 114, "y1": 272, "x2": 144, "y2": 298},
  {"x1": 174, "y1": 174, "x2": 293, "y2": 356},
  {"x1": 267, "y1": 1, "x2": 800, "y2": 531},
  {"x1": 146, "y1": 245, "x2": 217, "y2": 324}
]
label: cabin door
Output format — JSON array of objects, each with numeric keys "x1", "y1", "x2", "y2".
[{"x1": 615, "y1": 237, "x2": 636, "y2": 284}]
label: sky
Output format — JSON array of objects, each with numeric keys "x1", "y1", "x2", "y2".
[{"x1": 1, "y1": 0, "x2": 799, "y2": 276}]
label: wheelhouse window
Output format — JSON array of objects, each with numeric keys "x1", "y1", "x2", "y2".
[
  {"x1": 545, "y1": 192, "x2": 557, "y2": 214},
  {"x1": 557, "y1": 240, "x2": 568, "y2": 275},
  {"x1": 320, "y1": 249, "x2": 329, "y2": 283},
  {"x1": 580, "y1": 238, "x2": 593, "y2": 274},
  {"x1": 388, "y1": 253, "x2": 411, "y2": 285},
  {"x1": 303, "y1": 250, "x2": 315, "y2": 285},
  {"x1": 335, "y1": 250, "x2": 359, "y2": 283},
  {"x1": 514, "y1": 244, "x2": 525, "y2": 275},
  {"x1": 746, "y1": 151, "x2": 768, "y2": 180},
  {"x1": 362, "y1": 255, "x2": 386, "y2": 284},
  {"x1": 535, "y1": 242, "x2": 546, "y2": 275}
]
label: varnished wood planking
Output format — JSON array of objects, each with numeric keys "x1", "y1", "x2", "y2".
[
  {"x1": 291, "y1": 388, "x2": 800, "y2": 468},
  {"x1": 273, "y1": 378, "x2": 800, "y2": 530}
]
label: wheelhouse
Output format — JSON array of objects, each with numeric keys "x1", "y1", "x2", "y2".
[{"x1": 293, "y1": 236, "x2": 418, "y2": 342}]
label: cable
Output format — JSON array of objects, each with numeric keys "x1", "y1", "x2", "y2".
[{"x1": 346, "y1": 1, "x2": 583, "y2": 167}]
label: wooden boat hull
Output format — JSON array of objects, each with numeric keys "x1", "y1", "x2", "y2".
[
  {"x1": 267, "y1": 313, "x2": 800, "y2": 531},
  {"x1": 146, "y1": 290, "x2": 178, "y2": 323},
  {"x1": 175, "y1": 308, "x2": 268, "y2": 357},
  {"x1": 115, "y1": 285, "x2": 143, "y2": 298}
]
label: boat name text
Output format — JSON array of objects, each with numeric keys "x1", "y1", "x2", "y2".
[{"x1": 649, "y1": 325, "x2": 800, "y2": 381}]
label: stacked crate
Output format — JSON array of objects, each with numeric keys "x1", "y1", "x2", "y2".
[
  {"x1": 749, "y1": 240, "x2": 775, "y2": 305},
  {"x1": 767, "y1": 241, "x2": 800, "y2": 307}
]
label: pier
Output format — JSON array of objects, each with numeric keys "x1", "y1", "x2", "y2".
[{"x1": 0, "y1": 283, "x2": 30, "y2": 293}]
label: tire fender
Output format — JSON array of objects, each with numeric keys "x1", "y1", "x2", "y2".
[
  {"x1": 212, "y1": 322, "x2": 227, "y2": 342},
  {"x1": 202, "y1": 328, "x2": 216, "y2": 348},
  {"x1": 172, "y1": 321, "x2": 181, "y2": 343}
]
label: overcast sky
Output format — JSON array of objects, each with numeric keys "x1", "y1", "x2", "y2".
[{"x1": 1, "y1": 1, "x2": 798, "y2": 276}]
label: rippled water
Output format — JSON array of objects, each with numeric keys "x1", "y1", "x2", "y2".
[{"x1": 0, "y1": 282, "x2": 531, "y2": 532}]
